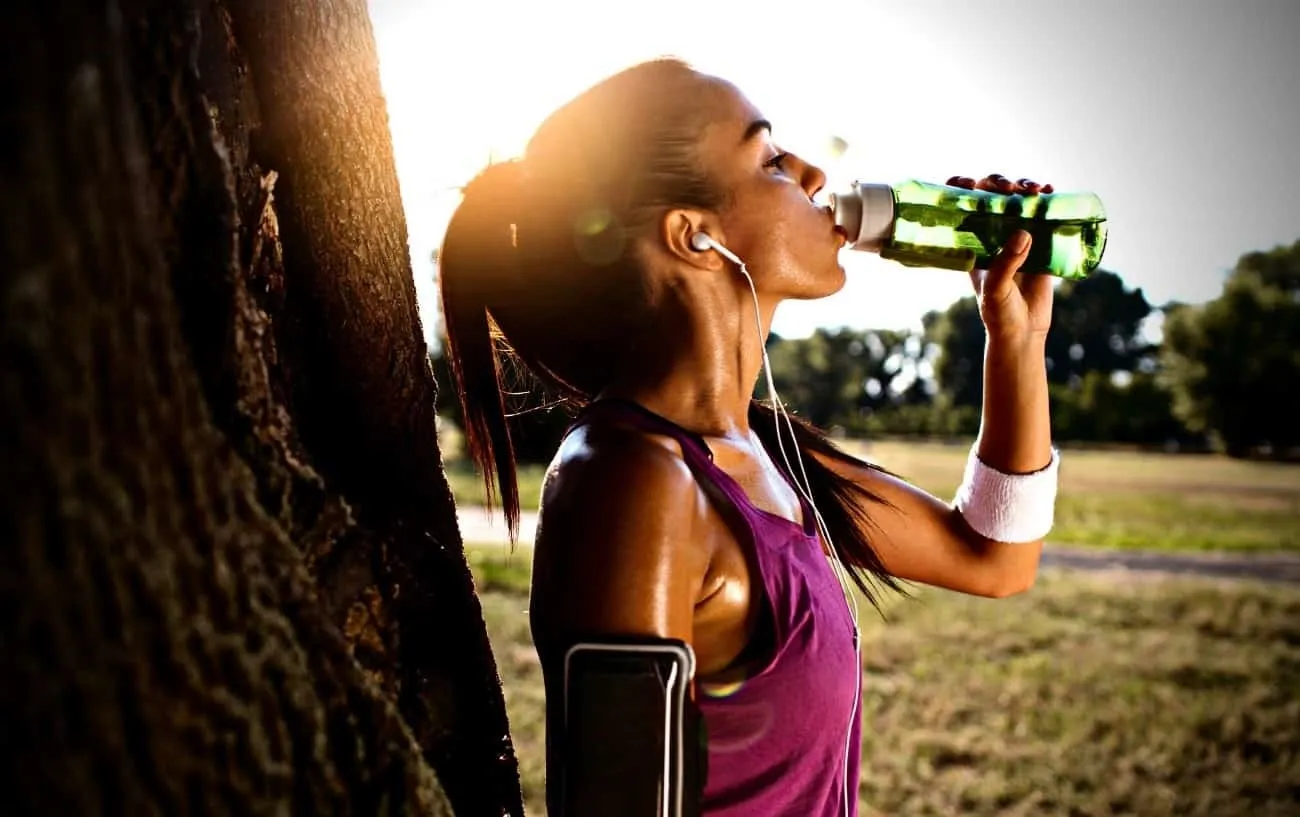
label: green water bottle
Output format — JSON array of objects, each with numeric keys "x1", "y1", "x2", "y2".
[{"x1": 829, "y1": 179, "x2": 1108, "y2": 280}]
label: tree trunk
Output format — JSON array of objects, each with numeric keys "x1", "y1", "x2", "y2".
[{"x1": 0, "y1": 0, "x2": 522, "y2": 814}]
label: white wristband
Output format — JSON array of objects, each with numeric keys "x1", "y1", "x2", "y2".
[{"x1": 952, "y1": 445, "x2": 1060, "y2": 543}]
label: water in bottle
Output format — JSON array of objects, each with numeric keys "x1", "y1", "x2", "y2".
[{"x1": 829, "y1": 179, "x2": 1108, "y2": 280}]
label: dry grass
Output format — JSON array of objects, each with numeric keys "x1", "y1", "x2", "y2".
[{"x1": 469, "y1": 548, "x2": 1300, "y2": 816}]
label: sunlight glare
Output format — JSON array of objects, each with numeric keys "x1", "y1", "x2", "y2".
[{"x1": 369, "y1": 0, "x2": 1069, "y2": 345}]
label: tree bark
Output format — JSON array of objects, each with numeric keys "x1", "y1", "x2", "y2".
[{"x1": 0, "y1": 0, "x2": 522, "y2": 814}]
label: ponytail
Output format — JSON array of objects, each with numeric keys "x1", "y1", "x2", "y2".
[
  {"x1": 438, "y1": 161, "x2": 525, "y2": 542},
  {"x1": 749, "y1": 401, "x2": 906, "y2": 609}
]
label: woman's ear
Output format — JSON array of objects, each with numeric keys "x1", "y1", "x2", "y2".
[{"x1": 660, "y1": 207, "x2": 725, "y2": 270}]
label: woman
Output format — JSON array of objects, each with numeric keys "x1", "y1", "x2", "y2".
[{"x1": 438, "y1": 58, "x2": 1058, "y2": 816}]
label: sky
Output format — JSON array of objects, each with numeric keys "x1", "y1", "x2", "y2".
[{"x1": 365, "y1": 0, "x2": 1299, "y2": 347}]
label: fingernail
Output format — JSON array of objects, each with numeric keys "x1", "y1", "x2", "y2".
[{"x1": 1010, "y1": 230, "x2": 1031, "y2": 252}]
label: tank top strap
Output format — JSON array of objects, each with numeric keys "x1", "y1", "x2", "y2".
[
  {"x1": 570, "y1": 398, "x2": 719, "y2": 473},
  {"x1": 569, "y1": 398, "x2": 815, "y2": 538}
]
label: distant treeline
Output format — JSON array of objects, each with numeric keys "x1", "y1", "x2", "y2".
[{"x1": 432, "y1": 238, "x2": 1300, "y2": 462}]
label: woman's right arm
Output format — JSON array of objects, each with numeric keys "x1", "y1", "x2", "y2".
[{"x1": 530, "y1": 428, "x2": 712, "y2": 813}]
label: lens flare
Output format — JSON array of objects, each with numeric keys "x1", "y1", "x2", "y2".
[
  {"x1": 699, "y1": 678, "x2": 747, "y2": 699},
  {"x1": 572, "y1": 207, "x2": 624, "y2": 265}
]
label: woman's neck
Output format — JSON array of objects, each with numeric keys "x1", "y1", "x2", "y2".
[{"x1": 601, "y1": 285, "x2": 778, "y2": 439}]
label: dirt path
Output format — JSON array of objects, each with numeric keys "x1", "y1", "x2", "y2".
[{"x1": 457, "y1": 507, "x2": 1300, "y2": 585}]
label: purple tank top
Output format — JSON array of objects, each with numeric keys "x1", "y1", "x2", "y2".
[{"x1": 574, "y1": 400, "x2": 862, "y2": 817}]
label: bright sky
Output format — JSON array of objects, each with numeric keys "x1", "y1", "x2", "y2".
[{"x1": 366, "y1": 0, "x2": 1299, "y2": 347}]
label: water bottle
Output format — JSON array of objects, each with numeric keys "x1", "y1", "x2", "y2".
[{"x1": 829, "y1": 179, "x2": 1108, "y2": 280}]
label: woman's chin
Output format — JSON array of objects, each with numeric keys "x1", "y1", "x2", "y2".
[
  {"x1": 772, "y1": 260, "x2": 848, "y2": 302},
  {"x1": 786, "y1": 283, "x2": 846, "y2": 303},
  {"x1": 812, "y1": 263, "x2": 848, "y2": 299}
]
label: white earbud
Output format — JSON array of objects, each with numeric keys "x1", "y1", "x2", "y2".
[{"x1": 689, "y1": 231, "x2": 743, "y2": 266}]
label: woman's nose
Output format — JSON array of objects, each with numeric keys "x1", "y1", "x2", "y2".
[{"x1": 802, "y1": 161, "x2": 827, "y2": 200}]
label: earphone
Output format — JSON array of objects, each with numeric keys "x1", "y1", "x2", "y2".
[
  {"x1": 689, "y1": 231, "x2": 742, "y2": 265},
  {"x1": 690, "y1": 230, "x2": 862, "y2": 817}
]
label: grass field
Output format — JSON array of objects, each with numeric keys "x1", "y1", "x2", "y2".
[
  {"x1": 470, "y1": 547, "x2": 1300, "y2": 816},
  {"x1": 446, "y1": 440, "x2": 1300, "y2": 552}
]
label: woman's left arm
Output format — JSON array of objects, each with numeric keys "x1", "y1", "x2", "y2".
[{"x1": 817, "y1": 174, "x2": 1057, "y2": 598}]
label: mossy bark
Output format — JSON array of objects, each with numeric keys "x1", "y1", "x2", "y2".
[{"x1": 0, "y1": 1, "x2": 522, "y2": 814}]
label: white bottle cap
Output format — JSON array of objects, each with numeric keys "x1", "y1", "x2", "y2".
[{"x1": 830, "y1": 183, "x2": 895, "y2": 252}]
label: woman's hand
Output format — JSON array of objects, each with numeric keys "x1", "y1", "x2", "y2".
[
  {"x1": 946, "y1": 173, "x2": 1055, "y2": 347},
  {"x1": 946, "y1": 173, "x2": 1053, "y2": 196}
]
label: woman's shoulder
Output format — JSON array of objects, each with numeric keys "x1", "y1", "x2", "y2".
[
  {"x1": 529, "y1": 413, "x2": 715, "y2": 648},
  {"x1": 541, "y1": 415, "x2": 701, "y2": 524}
]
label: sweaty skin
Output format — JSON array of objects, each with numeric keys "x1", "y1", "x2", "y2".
[{"x1": 527, "y1": 75, "x2": 1054, "y2": 808}]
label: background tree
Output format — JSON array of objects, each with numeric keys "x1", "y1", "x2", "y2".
[
  {"x1": 1046, "y1": 370, "x2": 1191, "y2": 446},
  {"x1": 927, "y1": 270, "x2": 1153, "y2": 398},
  {"x1": 762, "y1": 328, "x2": 930, "y2": 432},
  {"x1": 1043, "y1": 270, "x2": 1155, "y2": 387},
  {"x1": 923, "y1": 269, "x2": 1173, "y2": 441},
  {"x1": 766, "y1": 328, "x2": 875, "y2": 429},
  {"x1": 1, "y1": 1, "x2": 522, "y2": 814},
  {"x1": 1161, "y1": 239, "x2": 1300, "y2": 457},
  {"x1": 924, "y1": 297, "x2": 987, "y2": 412}
]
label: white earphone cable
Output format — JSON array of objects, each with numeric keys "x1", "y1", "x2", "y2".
[{"x1": 733, "y1": 258, "x2": 862, "y2": 817}]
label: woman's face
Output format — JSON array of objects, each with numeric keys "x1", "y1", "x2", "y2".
[{"x1": 693, "y1": 77, "x2": 848, "y2": 301}]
